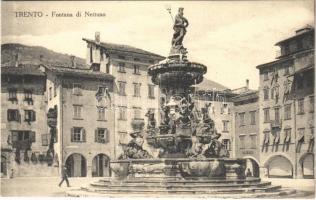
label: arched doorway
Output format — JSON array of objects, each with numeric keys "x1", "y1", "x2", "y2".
[
  {"x1": 92, "y1": 154, "x2": 110, "y2": 177},
  {"x1": 265, "y1": 155, "x2": 293, "y2": 178},
  {"x1": 244, "y1": 157, "x2": 260, "y2": 177},
  {"x1": 1, "y1": 156, "x2": 7, "y2": 177},
  {"x1": 300, "y1": 153, "x2": 314, "y2": 179},
  {"x1": 65, "y1": 153, "x2": 87, "y2": 177}
]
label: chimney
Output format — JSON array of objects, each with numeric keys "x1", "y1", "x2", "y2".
[
  {"x1": 14, "y1": 53, "x2": 19, "y2": 67},
  {"x1": 70, "y1": 55, "x2": 76, "y2": 68},
  {"x1": 246, "y1": 79, "x2": 249, "y2": 89},
  {"x1": 95, "y1": 32, "x2": 100, "y2": 44}
]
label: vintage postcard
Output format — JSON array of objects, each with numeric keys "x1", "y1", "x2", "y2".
[{"x1": 1, "y1": 0, "x2": 315, "y2": 198}]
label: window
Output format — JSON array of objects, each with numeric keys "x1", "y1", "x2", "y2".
[
  {"x1": 263, "y1": 72, "x2": 269, "y2": 81},
  {"x1": 222, "y1": 139, "x2": 231, "y2": 151},
  {"x1": 118, "y1": 81, "x2": 126, "y2": 96},
  {"x1": 118, "y1": 62, "x2": 125, "y2": 72},
  {"x1": 148, "y1": 85, "x2": 155, "y2": 99},
  {"x1": 250, "y1": 134, "x2": 257, "y2": 149},
  {"x1": 239, "y1": 113, "x2": 245, "y2": 126},
  {"x1": 263, "y1": 87, "x2": 269, "y2": 100},
  {"x1": 133, "y1": 107, "x2": 142, "y2": 119},
  {"x1": 133, "y1": 83, "x2": 141, "y2": 97},
  {"x1": 73, "y1": 83, "x2": 82, "y2": 95},
  {"x1": 284, "y1": 128, "x2": 291, "y2": 143},
  {"x1": 8, "y1": 89, "x2": 17, "y2": 101},
  {"x1": 95, "y1": 128, "x2": 109, "y2": 143},
  {"x1": 24, "y1": 90, "x2": 32, "y2": 101},
  {"x1": 239, "y1": 135, "x2": 246, "y2": 149},
  {"x1": 49, "y1": 87, "x2": 52, "y2": 100},
  {"x1": 133, "y1": 65, "x2": 140, "y2": 74},
  {"x1": 309, "y1": 96, "x2": 314, "y2": 113},
  {"x1": 73, "y1": 105, "x2": 82, "y2": 119},
  {"x1": 24, "y1": 110, "x2": 36, "y2": 122},
  {"x1": 71, "y1": 127, "x2": 86, "y2": 142},
  {"x1": 263, "y1": 108, "x2": 270, "y2": 123},
  {"x1": 298, "y1": 98, "x2": 304, "y2": 114},
  {"x1": 271, "y1": 88, "x2": 274, "y2": 99},
  {"x1": 284, "y1": 104, "x2": 291, "y2": 120},
  {"x1": 274, "y1": 107, "x2": 280, "y2": 123},
  {"x1": 221, "y1": 103, "x2": 229, "y2": 114},
  {"x1": 222, "y1": 120, "x2": 229, "y2": 132},
  {"x1": 149, "y1": 59, "x2": 154, "y2": 64},
  {"x1": 7, "y1": 109, "x2": 19, "y2": 122},
  {"x1": 118, "y1": 131, "x2": 128, "y2": 144},
  {"x1": 134, "y1": 57, "x2": 140, "y2": 62},
  {"x1": 250, "y1": 111, "x2": 256, "y2": 125},
  {"x1": 41, "y1": 134, "x2": 50, "y2": 146},
  {"x1": 119, "y1": 106, "x2": 127, "y2": 120},
  {"x1": 97, "y1": 107, "x2": 106, "y2": 121},
  {"x1": 11, "y1": 131, "x2": 35, "y2": 146}
]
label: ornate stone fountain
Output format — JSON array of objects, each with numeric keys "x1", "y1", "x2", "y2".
[
  {"x1": 110, "y1": 7, "x2": 245, "y2": 180},
  {"x1": 67, "y1": 8, "x2": 293, "y2": 197}
]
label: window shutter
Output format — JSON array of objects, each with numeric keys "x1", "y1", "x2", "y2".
[
  {"x1": 82, "y1": 128, "x2": 86, "y2": 142},
  {"x1": 32, "y1": 111, "x2": 36, "y2": 121},
  {"x1": 31, "y1": 131, "x2": 36, "y2": 142},
  {"x1": 7, "y1": 110, "x2": 10, "y2": 121},
  {"x1": 95, "y1": 129, "x2": 98, "y2": 142},
  {"x1": 105, "y1": 129, "x2": 109, "y2": 143},
  {"x1": 71, "y1": 128, "x2": 74, "y2": 142}
]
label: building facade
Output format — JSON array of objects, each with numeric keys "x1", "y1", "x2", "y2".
[
  {"x1": 232, "y1": 88, "x2": 260, "y2": 177},
  {"x1": 41, "y1": 63, "x2": 116, "y2": 177},
  {"x1": 256, "y1": 26, "x2": 314, "y2": 179},
  {"x1": 1, "y1": 65, "x2": 58, "y2": 177},
  {"x1": 82, "y1": 33, "x2": 165, "y2": 157}
]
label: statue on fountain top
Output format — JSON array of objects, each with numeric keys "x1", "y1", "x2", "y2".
[{"x1": 170, "y1": 7, "x2": 189, "y2": 61}]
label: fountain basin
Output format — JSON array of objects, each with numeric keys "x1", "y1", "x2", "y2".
[
  {"x1": 148, "y1": 61, "x2": 207, "y2": 86},
  {"x1": 110, "y1": 158, "x2": 246, "y2": 180}
]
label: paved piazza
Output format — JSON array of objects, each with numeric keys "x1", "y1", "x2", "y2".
[{"x1": 1, "y1": 177, "x2": 314, "y2": 198}]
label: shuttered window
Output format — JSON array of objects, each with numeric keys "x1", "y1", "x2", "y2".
[
  {"x1": 95, "y1": 128, "x2": 109, "y2": 143},
  {"x1": 71, "y1": 127, "x2": 86, "y2": 142}
]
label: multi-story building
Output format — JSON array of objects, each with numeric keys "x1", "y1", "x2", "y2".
[
  {"x1": 82, "y1": 33, "x2": 164, "y2": 157},
  {"x1": 1, "y1": 65, "x2": 59, "y2": 177},
  {"x1": 232, "y1": 81, "x2": 260, "y2": 177},
  {"x1": 256, "y1": 25, "x2": 314, "y2": 179},
  {"x1": 41, "y1": 62, "x2": 116, "y2": 177},
  {"x1": 192, "y1": 80, "x2": 236, "y2": 156}
]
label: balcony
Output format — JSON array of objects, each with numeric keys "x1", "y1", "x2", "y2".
[{"x1": 270, "y1": 120, "x2": 282, "y2": 129}]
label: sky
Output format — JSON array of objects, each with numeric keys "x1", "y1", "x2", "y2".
[{"x1": 1, "y1": 1, "x2": 314, "y2": 89}]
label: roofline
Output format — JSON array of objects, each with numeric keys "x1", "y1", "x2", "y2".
[
  {"x1": 1, "y1": 66, "x2": 46, "y2": 76},
  {"x1": 41, "y1": 64, "x2": 115, "y2": 80},
  {"x1": 275, "y1": 28, "x2": 314, "y2": 46},
  {"x1": 82, "y1": 38, "x2": 165, "y2": 59},
  {"x1": 255, "y1": 56, "x2": 293, "y2": 70}
]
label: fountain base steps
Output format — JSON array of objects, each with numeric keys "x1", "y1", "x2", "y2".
[{"x1": 65, "y1": 177, "x2": 296, "y2": 198}]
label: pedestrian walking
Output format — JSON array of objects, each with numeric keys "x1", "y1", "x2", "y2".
[{"x1": 58, "y1": 165, "x2": 70, "y2": 187}]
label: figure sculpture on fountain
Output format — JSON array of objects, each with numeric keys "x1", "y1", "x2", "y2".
[{"x1": 170, "y1": 7, "x2": 189, "y2": 61}]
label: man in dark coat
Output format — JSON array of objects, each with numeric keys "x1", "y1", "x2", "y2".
[{"x1": 58, "y1": 165, "x2": 70, "y2": 187}]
